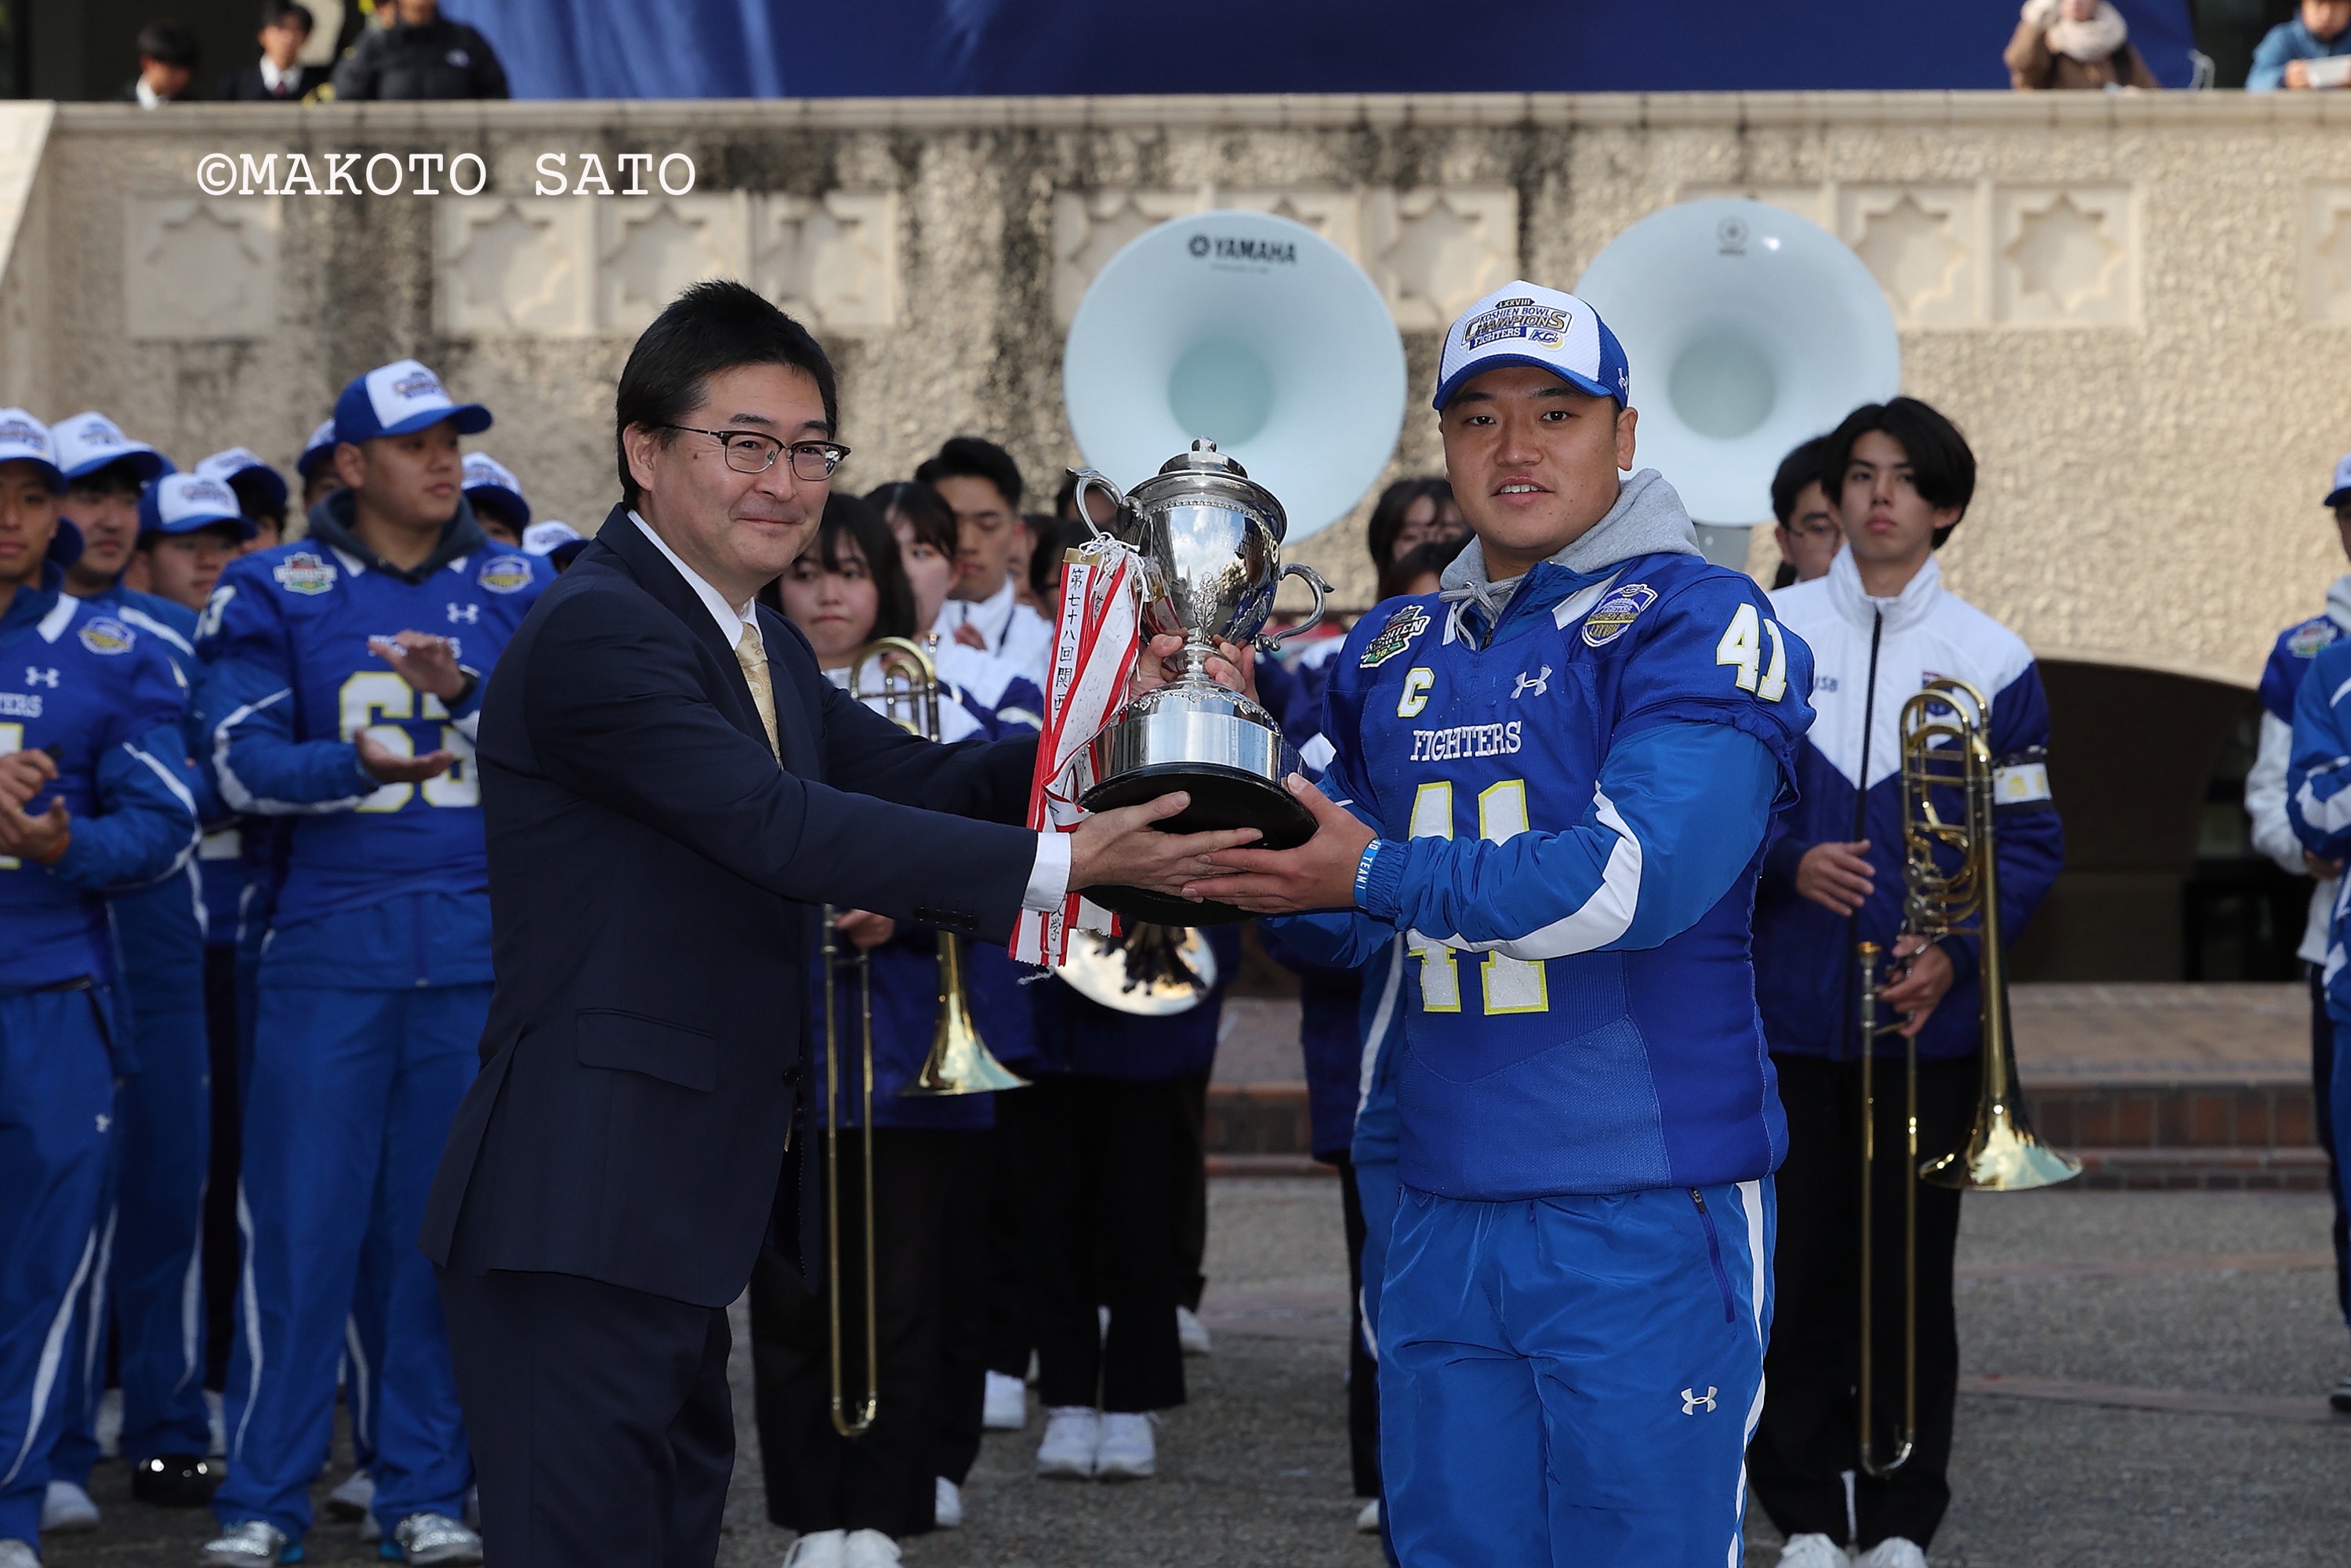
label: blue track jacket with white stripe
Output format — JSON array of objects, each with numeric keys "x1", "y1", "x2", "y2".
[
  {"x1": 1755, "y1": 549, "x2": 2063, "y2": 1063},
  {"x1": 1319, "y1": 471, "x2": 1816, "y2": 1201},
  {"x1": 0, "y1": 564, "x2": 200, "y2": 995},
  {"x1": 2287, "y1": 637, "x2": 2351, "y2": 1020}
]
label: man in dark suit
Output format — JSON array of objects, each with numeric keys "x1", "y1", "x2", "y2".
[
  {"x1": 421, "y1": 279, "x2": 1246, "y2": 1568},
  {"x1": 217, "y1": 2, "x2": 326, "y2": 103}
]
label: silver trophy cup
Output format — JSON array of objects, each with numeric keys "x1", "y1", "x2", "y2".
[{"x1": 1073, "y1": 441, "x2": 1330, "y2": 924}]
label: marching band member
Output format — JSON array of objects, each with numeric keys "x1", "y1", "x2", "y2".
[
  {"x1": 196, "y1": 361, "x2": 550, "y2": 1566},
  {"x1": 1747, "y1": 398, "x2": 2063, "y2": 1568},
  {"x1": 754, "y1": 492, "x2": 1039, "y2": 1568},
  {"x1": 0, "y1": 412, "x2": 199, "y2": 1566},
  {"x1": 1769, "y1": 436, "x2": 1838, "y2": 590},
  {"x1": 2247, "y1": 448, "x2": 2351, "y2": 1399},
  {"x1": 1189, "y1": 281, "x2": 1815, "y2": 1566},
  {"x1": 913, "y1": 439, "x2": 1053, "y2": 687}
]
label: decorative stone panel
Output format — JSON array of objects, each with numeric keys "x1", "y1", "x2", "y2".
[
  {"x1": 1838, "y1": 184, "x2": 1982, "y2": 328},
  {"x1": 596, "y1": 195, "x2": 750, "y2": 336},
  {"x1": 437, "y1": 197, "x2": 590, "y2": 337},
  {"x1": 2302, "y1": 184, "x2": 2351, "y2": 326},
  {"x1": 1993, "y1": 185, "x2": 2136, "y2": 327},
  {"x1": 1050, "y1": 188, "x2": 1203, "y2": 326},
  {"x1": 124, "y1": 197, "x2": 278, "y2": 340},
  {"x1": 1363, "y1": 187, "x2": 1519, "y2": 332},
  {"x1": 754, "y1": 191, "x2": 899, "y2": 334}
]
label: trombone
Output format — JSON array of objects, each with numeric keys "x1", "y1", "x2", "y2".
[
  {"x1": 1856, "y1": 677, "x2": 2079, "y2": 1477},
  {"x1": 845, "y1": 637, "x2": 1029, "y2": 1098},
  {"x1": 818, "y1": 905, "x2": 878, "y2": 1437}
]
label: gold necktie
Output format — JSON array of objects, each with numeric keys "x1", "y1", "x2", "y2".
[{"x1": 735, "y1": 623, "x2": 781, "y2": 760}]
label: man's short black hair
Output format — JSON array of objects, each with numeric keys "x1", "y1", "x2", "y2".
[
  {"x1": 1816, "y1": 396, "x2": 1976, "y2": 549},
  {"x1": 1769, "y1": 436, "x2": 1829, "y2": 528},
  {"x1": 261, "y1": 1, "x2": 314, "y2": 31},
  {"x1": 913, "y1": 436, "x2": 1023, "y2": 511},
  {"x1": 137, "y1": 21, "x2": 202, "y2": 67},
  {"x1": 67, "y1": 461, "x2": 147, "y2": 499},
  {"x1": 613, "y1": 278, "x2": 838, "y2": 510}
]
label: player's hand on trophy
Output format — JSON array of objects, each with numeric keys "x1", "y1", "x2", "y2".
[
  {"x1": 1068, "y1": 789, "x2": 1262, "y2": 897},
  {"x1": 1181, "y1": 774, "x2": 1374, "y2": 913},
  {"x1": 1129, "y1": 633, "x2": 1259, "y2": 705}
]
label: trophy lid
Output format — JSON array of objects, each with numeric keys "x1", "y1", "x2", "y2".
[{"x1": 1134, "y1": 439, "x2": 1288, "y2": 542}]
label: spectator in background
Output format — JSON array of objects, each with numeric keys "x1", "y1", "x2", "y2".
[
  {"x1": 1376, "y1": 533, "x2": 1468, "y2": 604},
  {"x1": 1362, "y1": 476, "x2": 1464, "y2": 575},
  {"x1": 1769, "y1": 435, "x2": 1839, "y2": 590},
  {"x1": 296, "y1": 418, "x2": 342, "y2": 521},
  {"x1": 2251, "y1": 0, "x2": 2351, "y2": 88},
  {"x1": 117, "y1": 20, "x2": 204, "y2": 107},
  {"x1": 330, "y1": 0, "x2": 508, "y2": 100},
  {"x1": 2005, "y1": 0, "x2": 2160, "y2": 89},
  {"x1": 219, "y1": 2, "x2": 325, "y2": 102}
]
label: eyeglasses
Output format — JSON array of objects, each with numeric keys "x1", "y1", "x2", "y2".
[{"x1": 664, "y1": 424, "x2": 849, "y2": 482}]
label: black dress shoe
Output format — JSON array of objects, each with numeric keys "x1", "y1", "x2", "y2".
[{"x1": 130, "y1": 1454, "x2": 222, "y2": 1507}]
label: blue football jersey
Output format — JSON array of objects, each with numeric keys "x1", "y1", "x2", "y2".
[
  {"x1": 196, "y1": 531, "x2": 551, "y2": 926},
  {"x1": 1322, "y1": 550, "x2": 1815, "y2": 1200},
  {"x1": 0, "y1": 575, "x2": 201, "y2": 990}
]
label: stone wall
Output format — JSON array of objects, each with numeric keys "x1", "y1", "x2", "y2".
[{"x1": 10, "y1": 92, "x2": 2351, "y2": 686}]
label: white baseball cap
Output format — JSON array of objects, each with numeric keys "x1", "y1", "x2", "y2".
[
  {"x1": 462, "y1": 452, "x2": 529, "y2": 525},
  {"x1": 140, "y1": 472, "x2": 256, "y2": 540},
  {"x1": 53, "y1": 411, "x2": 171, "y2": 483},
  {"x1": 1433, "y1": 281, "x2": 1631, "y2": 413},
  {"x1": 521, "y1": 519, "x2": 582, "y2": 556},
  {"x1": 333, "y1": 360, "x2": 492, "y2": 443},
  {"x1": 197, "y1": 446, "x2": 289, "y2": 513},
  {"x1": 0, "y1": 409, "x2": 62, "y2": 488}
]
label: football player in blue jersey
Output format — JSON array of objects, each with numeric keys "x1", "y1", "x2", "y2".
[
  {"x1": 1745, "y1": 398, "x2": 2063, "y2": 1568},
  {"x1": 46, "y1": 474, "x2": 256, "y2": 1532},
  {"x1": 195, "y1": 361, "x2": 550, "y2": 1568},
  {"x1": 1192, "y1": 281, "x2": 1816, "y2": 1567},
  {"x1": 54, "y1": 413, "x2": 174, "y2": 604},
  {"x1": 2286, "y1": 635, "x2": 2351, "y2": 1399},
  {"x1": 0, "y1": 410, "x2": 201, "y2": 1566},
  {"x1": 2248, "y1": 448, "x2": 2351, "y2": 1401}
]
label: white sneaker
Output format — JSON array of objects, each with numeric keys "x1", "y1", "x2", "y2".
[
  {"x1": 782, "y1": 1529, "x2": 847, "y2": 1568},
  {"x1": 0, "y1": 1540, "x2": 38, "y2": 1568},
  {"x1": 933, "y1": 1475, "x2": 963, "y2": 1528},
  {"x1": 1777, "y1": 1535, "x2": 1849, "y2": 1568},
  {"x1": 200, "y1": 1520, "x2": 292, "y2": 1565},
  {"x1": 982, "y1": 1370, "x2": 1026, "y2": 1430},
  {"x1": 1035, "y1": 1406, "x2": 1101, "y2": 1478},
  {"x1": 1094, "y1": 1411, "x2": 1156, "y2": 1479},
  {"x1": 390, "y1": 1512, "x2": 483, "y2": 1566},
  {"x1": 1855, "y1": 1540, "x2": 1926, "y2": 1568},
  {"x1": 1176, "y1": 1305, "x2": 1213, "y2": 1356},
  {"x1": 39, "y1": 1480, "x2": 98, "y2": 1533},
  {"x1": 325, "y1": 1467, "x2": 374, "y2": 1520},
  {"x1": 844, "y1": 1529, "x2": 902, "y2": 1567},
  {"x1": 1355, "y1": 1497, "x2": 1380, "y2": 1533}
]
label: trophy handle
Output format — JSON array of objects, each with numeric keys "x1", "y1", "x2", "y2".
[
  {"x1": 1067, "y1": 467, "x2": 1130, "y2": 540},
  {"x1": 1257, "y1": 564, "x2": 1330, "y2": 652}
]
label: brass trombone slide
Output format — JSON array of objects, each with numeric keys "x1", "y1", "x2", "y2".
[{"x1": 818, "y1": 906, "x2": 879, "y2": 1438}]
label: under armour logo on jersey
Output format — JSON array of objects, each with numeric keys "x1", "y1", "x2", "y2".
[
  {"x1": 1681, "y1": 1386, "x2": 1718, "y2": 1414},
  {"x1": 447, "y1": 603, "x2": 481, "y2": 625},
  {"x1": 25, "y1": 666, "x2": 58, "y2": 687},
  {"x1": 1511, "y1": 665, "x2": 1551, "y2": 700}
]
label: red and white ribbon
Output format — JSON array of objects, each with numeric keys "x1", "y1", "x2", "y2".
[{"x1": 1011, "y1": 536, "x2": 1147, "y2": 967}]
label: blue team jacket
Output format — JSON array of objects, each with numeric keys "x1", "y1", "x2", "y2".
[
  {"x1": 0, "y1": 565, "x2": 200, "y2": 1000},
  {"x1": 2288, "y1": 638, "x2": 2351, "y2": 1020},
  {"x1": 1324, "y1": 539, "x2": 1815, "y2": 1201},
  {"x1": 195, "y1": 494, "x2": 550, "y2": 987},
  {"x1": 1754, "y1": 549, "x2": 2063, "y2": 1063}
]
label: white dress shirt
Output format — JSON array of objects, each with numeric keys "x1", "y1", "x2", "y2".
[{"x1": 629, "y1": 512, "x2": 1070, "y2": 912}]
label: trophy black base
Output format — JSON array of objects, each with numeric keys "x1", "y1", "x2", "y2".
[{"x1": 1079, "y1": 763, "x2": 1315, "y2": 926}]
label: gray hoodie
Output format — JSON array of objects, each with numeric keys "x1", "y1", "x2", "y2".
[{"x1": 1436, "y1": 467, "x2": 1703, "y2": 629}]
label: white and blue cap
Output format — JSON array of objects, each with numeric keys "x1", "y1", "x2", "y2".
[
  {"x1": 0, "y1": 408, "x2": 63, "y2": 489},
  {"x1": 296, "y1": 418, "x2": 339, "y2": 480},
  {"x1": 521, "y1": 519, "x2": 580, "y2": 556},
  {"x1": 2325, "y1": 452, "x2": 2351, "y2": 510},
  {"x1": 462, "y1": 452, "x2": 529, "y2": 526},
  {"x1": 332, "y1": 359, "x2": 492, "y2": 445},
  {"x1": 140, "y1": 472, "x2": 257, "y2": 541},
  {"x1": 197, "y1": 447, "x2": 289, "y2": 513},
  {"x1": 1433, "y1": 280, "x2": 1631, "y2": 413},
  {"x1": 53, "y1": 410, "x2": 172, "y2": 484}
]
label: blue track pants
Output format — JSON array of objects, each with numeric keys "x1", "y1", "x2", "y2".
[
  {"x1": 1379, "y1": 1179, "x2": 1775, "y2": 1568},
  {"x1": 0, "y1": 989, "x2": 115, "y2": 1544},
  {"x1": 211, "y1": 983, "x2": 484, "y2": 1542}
]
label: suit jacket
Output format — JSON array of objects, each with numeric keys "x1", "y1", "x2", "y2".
[
  {"x1": 421, "y1": 503, "x2": 1041, "y2": 1308},
  {"x1": 216, "y1": 62, "x2": 326, "y2": 101}
]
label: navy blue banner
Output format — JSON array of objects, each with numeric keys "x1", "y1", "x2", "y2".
[{"x1": 473, "y1": 0, "x2": 2198, "y2": 101}]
